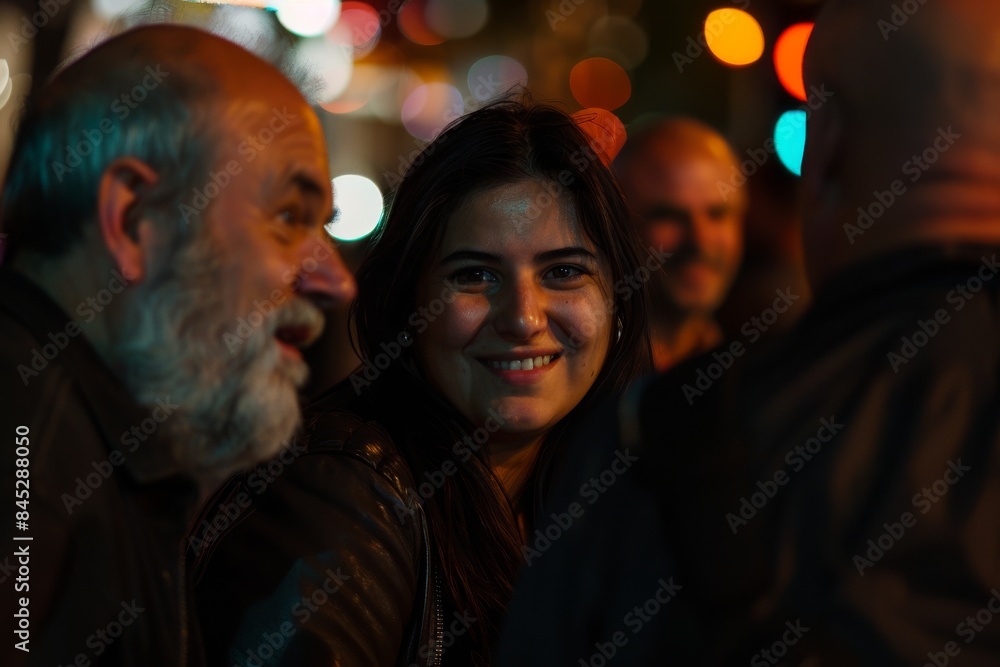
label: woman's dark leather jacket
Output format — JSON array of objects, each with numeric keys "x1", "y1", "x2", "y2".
[{"x1": 189, "y1": 382, "x2": 444, "y2": 666}]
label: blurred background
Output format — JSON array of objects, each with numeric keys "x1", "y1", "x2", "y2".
[{"x1": 0, "y1": 0, "x2": 825, "y2": 391}]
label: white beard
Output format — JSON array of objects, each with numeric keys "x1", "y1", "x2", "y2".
[{"x1": 113, "y1": 229, "x2": 321, "y2": 482}]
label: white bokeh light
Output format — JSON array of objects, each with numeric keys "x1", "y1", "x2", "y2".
[
  {"x1": 208, "y1": 5, "x2": 277, "y2": 53},
  {"x1": 275, "y1": 0, "x2": 341, "y2": 37},
  {"x1": 401, "y1": 82, "x2": 463, "y2": 141},
  {"x1": 327, "y1": 175, "x2": 384, "y2": 241},
  {"x1": 91, "y1": 0, "x2": 146, "y2": 21},
  {"x1": 292, "y1": 37, "x2": 354, "y2": 103},
  {"x1": 0, "y1": 60, "x2": 9, "y2": 109}
]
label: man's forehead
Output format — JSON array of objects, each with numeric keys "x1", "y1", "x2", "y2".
[{"x1": 634, "y1": 153, "x2": 730, "y2": 190}]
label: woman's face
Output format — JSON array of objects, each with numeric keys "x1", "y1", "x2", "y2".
[{"x1": 413, "y1": 180, "x2": 614, "y2": 442}]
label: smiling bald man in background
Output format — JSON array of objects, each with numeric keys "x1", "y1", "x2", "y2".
[
  {"x1": 0, "y1": 25, "x2": 355, "y2": 665},
  {"x1": 614, "y1": 119, "x2": 746, "y2": 371},
  {"x1": 496, "y1": 0, "x2": 1000, "y2": 663}
]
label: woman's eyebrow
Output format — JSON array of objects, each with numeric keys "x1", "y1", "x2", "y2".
[
  {"x1": 439, "y1": 247, "x2": 600, "y2": 266},
  {"x1": 535, "y1": 247, "x2": 600, "y2": 263},
  {"x1": 440, "y1": 249, "x2": 501, "y2": 265}
]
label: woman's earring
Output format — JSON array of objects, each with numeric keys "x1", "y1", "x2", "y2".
[
  {"x1": 400, "y1": 330, "x2": 413, "y2": 345},
  {"x1": 615, "y1": 317, "x2": 623, "y2": 343}
]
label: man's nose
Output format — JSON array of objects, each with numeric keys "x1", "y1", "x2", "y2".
[{"x1": 293, "y1": 235, "x2": 357, "y2": 310}]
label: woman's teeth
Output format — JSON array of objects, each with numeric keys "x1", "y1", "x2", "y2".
[{"x1": 489, "y1": 355, "x2": 554, "y2": 371}]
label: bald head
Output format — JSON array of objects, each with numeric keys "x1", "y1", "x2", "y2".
[
  {"x1": 616, "y1": 118, "x2": 746, "y2": 210},
  {"x1": 614, "y1": 118, "x2": 745, "y2": 319},
  {"x1": 62, "y1": 24, "x2": 306, "y2": 105},
  {"x1": 802, "y1": 0, "x2": 1000, "y2": 287},
  {"x1": 2, "y1": 24, "x2": 320, "y2": 261}
]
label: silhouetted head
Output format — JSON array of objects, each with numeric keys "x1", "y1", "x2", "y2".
[{"x1": 802, "y1": 0, "x2": 1000, "y2": 288}]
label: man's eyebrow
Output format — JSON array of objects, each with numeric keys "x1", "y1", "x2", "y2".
[{"x1": 289, "y1": 172, "x2": 326, "y2": 199}]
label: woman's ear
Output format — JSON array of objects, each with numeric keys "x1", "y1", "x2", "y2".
[{"x1": 96, "y1": 157, "x2": 160, "y2": 284}]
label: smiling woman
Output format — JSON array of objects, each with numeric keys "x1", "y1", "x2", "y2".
[{"x1": 192, "y1": 96, "x2": 653, "y2": 666}]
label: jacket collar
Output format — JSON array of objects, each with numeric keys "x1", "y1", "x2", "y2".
[
  {"x1": 817, "y1": 243, "x2": 1000, "y2": 307},
  {"x1": 0, "y1": 267, "x2": 197, "y2": 487}
]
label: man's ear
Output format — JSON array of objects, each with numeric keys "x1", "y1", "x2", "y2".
[
  {"x1": 801, "y1": 102, "x2": 843, "y2": 204},
  {"x1": 800, "y1": 100, "x2": 845, "y2": 291},
  {"x1": 97, "y1": 157, "x2": 160, "y2": 283}
]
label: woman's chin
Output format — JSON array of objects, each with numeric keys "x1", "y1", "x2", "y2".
[{"x1": 478, "y1": 401, "x2": 561, "y2": 439}]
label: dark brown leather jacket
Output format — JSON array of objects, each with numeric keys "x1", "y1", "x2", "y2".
[
  {"x1": 0, "y1": 269, "x2": 202, "y2": 666},
  {"x1": 497, "y1": 245, "x2": 1000, "y2": 665},
  {"x1": 191, "y1": 382, "x2": 443, "y2": 666}
]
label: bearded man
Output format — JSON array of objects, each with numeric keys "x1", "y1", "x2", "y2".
[{"x1": 0, "y1": 25, "x2": 355, "y2": 665}]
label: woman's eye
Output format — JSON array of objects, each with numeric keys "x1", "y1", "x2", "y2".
[
  {"x1": 451, "y1": 268, "x2": 498, "y2": 287},
  {"x1": 545, "y1": 265, "x2": 587, "y2": 281}
]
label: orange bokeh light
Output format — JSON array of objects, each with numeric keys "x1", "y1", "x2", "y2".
[
  {"x1": 571, "y1": 108, "x2": 627, "y2": 166},
  {"x1": 774, "y1": 22, "x2": 814, "y2": 101},
  {"x1": 569, "y1": 58, "x2": 631, "y2": 111},
  {"x1": 399, "y1": 0, "x2": 445, "y2": 46},
  {"x1": 704, "y1": 8, "x2": 765, "y2": 67}
]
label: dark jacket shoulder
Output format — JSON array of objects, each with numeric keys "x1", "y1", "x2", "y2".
[{"x1": 191, "y1": 378, "x2": 438, "y2": 667}]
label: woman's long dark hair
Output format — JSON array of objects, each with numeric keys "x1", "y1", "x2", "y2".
[{"x1": 350, "y1": 95, "x2": 653, "y2": 655}]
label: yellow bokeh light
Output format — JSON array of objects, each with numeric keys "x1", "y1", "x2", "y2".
[{"x1": 704, "y1": 8, "x2": 765, "y2": 67}]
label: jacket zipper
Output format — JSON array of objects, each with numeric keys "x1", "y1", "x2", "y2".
[
  {"x1": 433, "y1": 574, "x2": 444, "y2": 667},
  {"x1": 179, "y1": 546, "x2": 189, "y2": 666}
]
